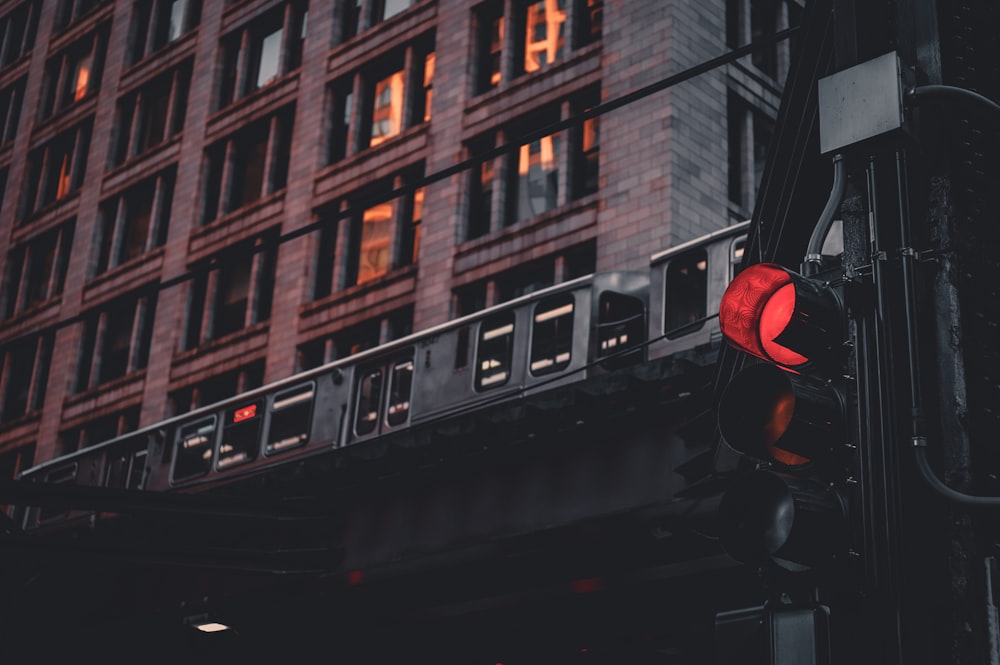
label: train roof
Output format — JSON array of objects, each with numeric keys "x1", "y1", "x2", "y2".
[{"x1": 649, "y1": 220, "x2": 750, "y2": 265}]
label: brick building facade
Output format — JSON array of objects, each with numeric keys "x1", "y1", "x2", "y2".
[{"x1": 0, "y1": 0, "x2": 793, "y2": 476}]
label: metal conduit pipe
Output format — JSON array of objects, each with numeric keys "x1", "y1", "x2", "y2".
[{"x1": 803, "y1": 153, "x2": 846, "y2": 275}]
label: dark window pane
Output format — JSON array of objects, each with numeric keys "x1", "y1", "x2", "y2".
[
  {"x1": 664, "y1": 248, "x2": 708, "y2": 338},
  {"x1": 386, "y1": 359, "x2": 413, "y2": 426},
  {"x1": 475, "y1": 312, "x2": 514, "y2": 390},
  {"x1": 530, "y1": 295, "x2": 574, "y2": 375},
  {"x1": 355, "y1": 369, "x2": 383, "y2": 435}
]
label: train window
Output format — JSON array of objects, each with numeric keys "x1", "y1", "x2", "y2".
[
  {"x1": 454, "y1": 325, "x2": 470, "y2": 370},
  {"x1": 731, "y1": 236, "x2": 746, "y2": 277},
  {"x1": 218, "y1": 400, "x2": 263, "y2": 469},
  {"x1": 173, "y1": 417, "x2": 216, "y2": 482},
  {"x1": 596, "y1": 292, "x2": 645, "y2": 363},
  {"x1": 129, "y1": 449, "x2": 147, "y2": 488},
  {"x1": 386, "y1": 359, "x2": 414, "y2": 427},
  {"x1": 664, "y1": 248, "x2": 708, "y2": 339},
  {"x1": 105, "y1": 445, "x2": 146, "y2": 490},
  {"x1": 355, "y1": 369, "x2": 383, "y2": 436},
  {"x1": 475, "y1": 312, "x2": 515, "y2": 390},
  {"x1": 37, "y1": 463, "x2": 78, "y2": 523},
  {"x1": 530, "y1": 295, "x2": 574, "y2": 375},
  {"x1": 266, "y1": 383, "x2": 315, "y2": 454}
]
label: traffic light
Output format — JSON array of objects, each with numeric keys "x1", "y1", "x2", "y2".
[{"x1": 715, "y1": 263, "x2": 850, "y2": 572}]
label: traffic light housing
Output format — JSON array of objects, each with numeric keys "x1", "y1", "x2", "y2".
[{"x1": 716, "y1": 263, "x2": 850, "y2": 572}]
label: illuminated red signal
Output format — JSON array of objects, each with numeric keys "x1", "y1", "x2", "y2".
[
  {"x1": 715, "y1": 259, "x2": 850, "y2": 572},
  {"x1": 719, "y1": 263, "x2": 840, "y2": 371},
  {"x1": 233, "y1": 404, "x2": 257, "y2": 423}
]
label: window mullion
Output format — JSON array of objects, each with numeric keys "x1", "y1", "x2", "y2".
[
  {"x1": 333, "y1": 200, "x2": 352, "y2": 291},
  {"x1": 33, "y1": 146, "x2": 51, "y2": 211},
  {"x1": 387, "y1": 174, "x2": 404, "y2": 270},
  {"x1": 145, "y1": 173, "x2": 166, "y2": 252},
  {"x1": 108, "y1": 197, "x2": 127, "y2": 269},
  {"x1": 0, "y1": 16, "x2": 11, "y2": 66},
  {"x1": 164, "y1": 68, "x2": 179, "y2": 138},
  {"x1": 126, "y1": 296, "x2": 147, "y2": 373},
  {"x1": 89, "y1": 311, "x2": 109, "y2": 390},
  {"x1": 358, "y1": 0, "x2": 374, "y2": 32},
  {"x1": 28, "y1": 335, "x2": 47, "y2": 412},
  {"x1": 246, "y1": 247, "x2": 264, "y2": 327},
  {"x1": 557, "y1": 100, "x2": 571, "y2": 208},
  {"x1": 401, "y1": 45, "x2": 415, "y2": 130},
  {"x1": 347, "y1": 72, "x2": 364, "y2": 157},
  {"x1": 492, "y1": 130, "x2": 509, "y2": 231},
  {"x1": 69, "y1": 125, "x2": 85, "y2": 191},
  {"x1": 278, "y1": 2, "x2": 294, "y2": 77},
  {"x1": 127, "y1": 92, "x2": 144, "y2": 158},
  {"x1": 145, "y1": 0, "x2": 161, "y2": 56},
  {"x1": 13, "y1": 249, "x2": 30, "y2": 314},
  {"x1": 3, "y1": 86, "x2": 19, "y2": 142},
  {"x1": 0, "y1": 350, "x2": 11, "y2": 420},
  {"x1": 200, "y1": 268, "x2": 219, "y2": 343},
  {"x1": 500, "y1": 0, "x2": 516, "y2": 83},
  {"x1": 54, "y1": 53, "x2": 71, "y2": 111},
  {"x1": 235, "y1": 28, "x2": 251, "y2": 101},
  {"x1": 46, "y1": 227, "x2": 65, "y2": 299},
  {"x1": 262, "y1": 115, "x2": 279, "y2": 196},
  {"x1": 217, "y1": 138, "x2": 235, "y2": 218},
  {"x1": 20, "y1": 3, "x2": 35, "y2": 57}
]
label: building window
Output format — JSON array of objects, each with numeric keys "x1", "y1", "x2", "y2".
[
  {"x1": 167, "y1": 361, "x2": 264, "y2": 416},
  {"x1": 201, "y1": 107, "x2": 293, "y2": 224},
  {"x1": 324, "y1": 36, "x2": 434, "y2": 164},
  {"x1": 313, "y1": 169, "x2": 423, "y2": 297},
  {"x1": 335, "y1": 0, "x2": 414, "y2": 43},
  {"x1": 727, "y1": 0, "x2": 800, "y2": 83},
  {"x1": 53, "y1": 0, "x2": 106, "y2": 32},
  {"x1": 572, "y1": 93, "x2": 600, "y2": 198},
  {"x1": 93, "y1": 169, "x2": 174, "y2": 276},
  {"x1": 474, "y1": 2, "x2": 504, "y2": 94},
  {"x1": 663, "y1": 247, "x2": 708, "y2": 338},
  {"x1": 75, "y1": 292, "x2": 157, "y2": 392},
  {"x1": 511, "y1": 112, "x2": 562, "y2": 224},
  {"x1": 182, "y1": 236, "x2": 276, "y2": 350},
  {"x1": 296, "y1": 308, "x2": 413, "y2": 371},
  {"x1": 466, "y1": 92, "x2": 597, "y2": 239},
  {"x1": 0, "y1": 77, "x2": 25, "y2": 147},
  {"x1": 39, "y1": 24, "x2": 109, "y2": 119},
  {"x1": 476, "y1": 0, "x2": 599, "y2": 95},
  {"x1": 217, "y1": 1, "x2": 307, "y2": 109},
  {"x1": 128, "y1": 0, "x2": 201, "y2": 65},
  {"x1": 1, "y1": 222, "x2": 74, "y2": 320},
  {"x1": 519, "y1": 0, "x2": 566, "y2": 76},
  {"x1": 467, "y1": 137, "x2": 496, "y2": 241},
  {"x1": 111, "y1": 62, "x2": 191, "y2": 166},
  {"x1": 573, "y1": 0, "x2": 602, "y2": 47},
  {"x1": 21, "y1": 121, "x2": 92, "y2": 218},
  {"x1": 728, "y1": 93, "x2": 774, "y2": 215},
  {"x1": 0, "y1": 333, "x2": 51, "y2": 423},
  {"x1": 0, "y1": 2, "x2": 40, "y2": 70},
  {"x1": 59, "y1": 408, "x2": 139, "y2": 455}
]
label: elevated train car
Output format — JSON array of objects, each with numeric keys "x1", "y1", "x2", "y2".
[{"x1": 13, "y1": 223, "x2": 749, "y2": 534}]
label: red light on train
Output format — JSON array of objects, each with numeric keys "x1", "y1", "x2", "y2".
[
  {"x1": 233, "y1": 405, "x2": 257, "y2": 423},
  {"x1": 719, "y1": 263, "x2": 841, "y2": 371}
]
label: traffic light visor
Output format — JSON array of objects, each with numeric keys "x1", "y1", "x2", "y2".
[{"x1": 720, "y1": 264, "x2": 809, "y2": 369}]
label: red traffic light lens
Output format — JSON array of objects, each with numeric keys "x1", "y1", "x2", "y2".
[{"x1": 719, "y1": 264, "x2": 808, "y2": 368}]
